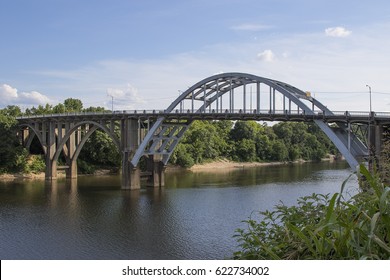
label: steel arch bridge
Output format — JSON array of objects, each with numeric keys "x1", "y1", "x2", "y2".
[
  {"x1": 17, "y1": 72, "x2": 389, "y2": 189},
  {"x1": 131, "y1": 72, "x2": 367, "y2": 169}
]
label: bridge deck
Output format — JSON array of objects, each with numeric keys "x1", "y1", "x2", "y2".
[{"x1": 16, "y1": 110, "x2": 390, "y2": 124}]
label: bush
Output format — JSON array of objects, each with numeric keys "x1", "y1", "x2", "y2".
[
  {"x1": 233, "y1": 165, "x2": 390, "y2": 259},
  {"x1": 25, "y1": 155, "x2": 46, "y2": 174},
  {"x1": 77, "y1": 159, "x2": 97, "y2": 174}
]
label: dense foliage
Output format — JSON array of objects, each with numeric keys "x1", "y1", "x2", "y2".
[
  {"x1": 233, "y1": 165, "x2": 390, "y2": 260},
  {"x1": 0, "y1": 106, "x2": 29, "y2": 173},
  {"x1": 1, "y1": 100, "x2": 336, "y2": 174},
  {"x1": 170, "y1": 120, "x2": 336, "y2": 167}
]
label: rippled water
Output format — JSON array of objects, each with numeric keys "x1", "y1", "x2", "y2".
[{"x1": 0, "y1": 161, "x2": 358, "y2": 259}]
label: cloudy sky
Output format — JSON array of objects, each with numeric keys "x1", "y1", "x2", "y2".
[{"x1": 1, "y1": 0, "x2": 390, "y2": 111}]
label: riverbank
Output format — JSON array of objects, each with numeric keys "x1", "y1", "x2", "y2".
[
  {"x1": 166, "y1": 158, "x2": 293, "y2": 173},
  {"x1": 0, "y1": 172, "x2": 57, "y2": 181},
  {"x1": 0, "y1": 156, "x2": 338, "y2": 181}
]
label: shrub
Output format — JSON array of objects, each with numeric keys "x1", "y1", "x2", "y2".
[
  {"x1": 233, "y1": 164, "x2": 390, "y2": 259},
  {"x1": 25, "y1": 155, "x2": 46, "y2": 174}
]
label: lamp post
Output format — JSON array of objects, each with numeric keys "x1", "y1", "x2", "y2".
[
  {"x1": 366, "y1": 85, "x2": 372, "y2": 169},
  {"x1": 366, "y1": 85, "x2": 372, "y2": 114},
  {"x1": 178, "y1": 90, "x2": 183, "y2": 113},
  {"x1": 107, "y1": 93, "x2": 114, "y2": 112}
]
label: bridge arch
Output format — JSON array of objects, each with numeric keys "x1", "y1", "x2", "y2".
[
  {"x1": 52, "y1": 120, "x2": 121, "y2": 164},
  {"x1": 47, "y1": 120, "x2": 121, "y2": 178},
  {"x1": 131, "y1": 72, "x2": 363, "y2": 169},
  {"x1": 19, "y1": 123, "x2": 47, "y2": 155}
]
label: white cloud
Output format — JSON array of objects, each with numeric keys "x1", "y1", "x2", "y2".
[
  {"x1": 0, "y1": 84, "x2": 51, "y2": 107},
  {"x1": 0, "y1": 84, "x2": 18, "y2": 101},
  {"x1": 325, "y1": 27, "x2": 352, "y2": 37},
  {"x1": 257, "y1": 49, "x2": 275, "y2": 62},
  {"x1": 19, "y1": 91, "x2": 51, "y2": 105},
  {"x1": 231, "y1": 24, "x2": 272, "y2": 31},
  {"x1": 107, "y1": 84, "x2": 145, "y2": 110}
]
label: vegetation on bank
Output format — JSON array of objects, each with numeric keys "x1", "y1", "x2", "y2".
[
  {"x1": 233, "y1": 165, "x2": 390, "y2": 260},
  {"x1": 0, "y1": 99, "x2": 337, "y2": 175},
  {"x1": 170, "y1": 119, "x2": 337, "y2": 168}
]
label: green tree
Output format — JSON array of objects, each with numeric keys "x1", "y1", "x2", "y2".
[
  {"x1": 83, "y1": 106, "x2": 107, "y2": 113},
  {"x1": 0, "y1": 110, "x2": 27, "y2": 173},
  {"x1": 64, "y1": 98, "x2": 83, "y2": 112},
  {"x1": 269, "y1": 140, "x2": 289, "y2": 161},
  {"x1": 25, "y1": 104, "x2": 53, "y2": 115},
  {"x1": 234, "y1": 139, "x2": 257, "y2": 162},
  {"x1": 78, "y1": 130, "x2": 120, "y2": 172},
  {"x1": 170, "y1": 143, "x2": 195, "y2": 168},
  {"x1": 52, "y1": 103, "x2": 65, "y2": 114},
  {"x1": 2, "y1": 105, "x2": 22, "y2": 117},
  {"x1": 230, "y1": 121, "x2": 259, "y2": 142}
]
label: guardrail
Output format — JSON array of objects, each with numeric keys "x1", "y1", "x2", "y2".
[{"x1": 15, "y1": 109, "x2": 390, "y2": 120}]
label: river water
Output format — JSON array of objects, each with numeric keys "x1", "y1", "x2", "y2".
[{"x1": 0, "y1": 161, "x2": 358, "y2": 260}]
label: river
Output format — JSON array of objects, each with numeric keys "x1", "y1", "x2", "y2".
[{"x1": 0, "y1": 161, "x2": 358, "y2": 259}]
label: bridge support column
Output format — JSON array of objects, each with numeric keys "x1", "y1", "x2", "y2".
[
  {"x1": 122, "y1": 154, "x2": 141, "y2": 190},
  {"x1": 146, "y1": 155, "x2": 165, "y2": 188},
  {"x1": 21, "y1": 128, "x2": 29, "y2": 147},
  {"x1": 66, "y1": 159, "x2": 78, "y2": 179},
  {"x1": 121, "y1": 119, "x2": 141, "y2": 190},
  {"x1": 65, "y1": 127, "x2": 78, "y2": 179},
  {"x1": 370, "y1": 124, "x2": 384, "y2": 166},
  {"x1": 45, "y1": 121, "x2": 57, "y2": 180}
]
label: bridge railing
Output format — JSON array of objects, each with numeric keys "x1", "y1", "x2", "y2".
[{"x1": 15, "y1": 109, "x2": 390, "y2": 120}]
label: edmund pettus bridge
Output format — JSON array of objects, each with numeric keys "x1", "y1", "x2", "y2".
[{"x1": 16, "y1": 73, "x2": 390, "y2": 189}]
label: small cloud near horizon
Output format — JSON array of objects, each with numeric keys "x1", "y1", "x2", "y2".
[
  {"x1": 325, "y1": 26, "x2": 352, "y2": 37},
  {"x1": 257, "y1": 49, "x2": 275, "y2": 62},
  {"x1": 106, "y1": 83, "x2": 145, "y2": 110}
]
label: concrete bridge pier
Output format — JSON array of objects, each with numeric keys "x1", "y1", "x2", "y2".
[
  {"x1": 121, "y1": 118, "x2": 141, "y2": 190},
  {"x1": 146, "y1": 155, "x2": 165, "y2": 188},
  {"x1": 44, "y1": 121, "x2": 57, "y2": 180},
  {"x1": 369, "y1": 124, "x2": 384, "y2": 166},
  {"x1": 62, "y1": 124, "x2": 78, "y2": 179},
  {"x1": 122, "y1": 153, "x2": 141, "y2": 190}
]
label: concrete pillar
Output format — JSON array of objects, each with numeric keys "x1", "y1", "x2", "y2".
[
  {"x1": 66, "y1": 126, "x2": 77, "y2": 179},
  {"x1": 45, "y1": 121, "x2": 57, "y2": 180},
  {"x1": 366, "y1": 123, "x2": 384, "y2": 171},
  {"x1": 22, "y1": 128, "x2": 29, "y2": 147},
  {"x1": 375, "y1": 125, "x2": 383, "y2": 157},
  {"x1": 146, "y1": 155, "x2": 165, "y2": 188},
  {"x1": 121, "y1": 119, "x2": 141, "y2": 190},
  {"x1": 67, "y1": 159, "x2": 78, "y2": 179},
  {"x1": 122, "y1": 151, "x2": 141, "y2": 190}
]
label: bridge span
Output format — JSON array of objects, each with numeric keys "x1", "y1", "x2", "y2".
[{"x1": 16, "y1": 73, "x2": 390, "y2": 189}]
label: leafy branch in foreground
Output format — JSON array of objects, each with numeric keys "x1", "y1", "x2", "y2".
[{"x1": 233, "y1": 164, "x2": 390, "y2": 260}]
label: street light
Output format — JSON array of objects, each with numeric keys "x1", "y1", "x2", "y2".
[
  {"x1": 107, "y1": 93, "x2": 114, "y2": 112},
  {"x1": 366, "y1": 85, "x2": 372, "y2": 114},
  {"x1": 366, "y1": 85, "x2": 372, "y2": 169},
  {"x1": 178, "y1": 90, "x2": 183, "y2": 113}
]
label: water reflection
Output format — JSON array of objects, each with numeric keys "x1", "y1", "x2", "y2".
[{"x1": 0, "y1": 161, "x2": 357, "y2": 259}]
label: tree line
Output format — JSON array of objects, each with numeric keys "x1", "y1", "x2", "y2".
[{"x1": 0, "y1": 98, "x2": 338, "y2": 174}]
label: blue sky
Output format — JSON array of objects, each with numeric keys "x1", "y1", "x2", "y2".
[{"x1": 1, "y1": 0, "x2": 390, "y2": 111}]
